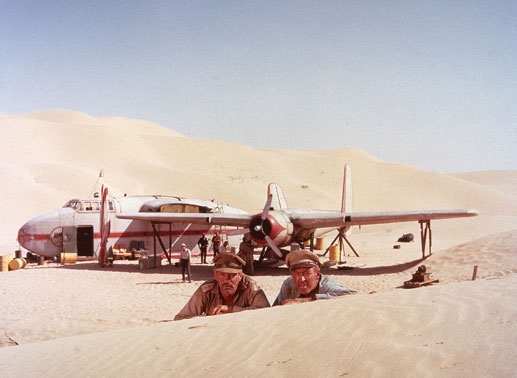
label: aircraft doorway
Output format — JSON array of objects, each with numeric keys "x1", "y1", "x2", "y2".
[{"x1": 77, "y1": 226, "x2": 94, "y2": 256}]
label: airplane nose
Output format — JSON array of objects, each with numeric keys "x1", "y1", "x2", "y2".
[{"x1": 17, "y1": 209, "x2": 70, "y2": 256}]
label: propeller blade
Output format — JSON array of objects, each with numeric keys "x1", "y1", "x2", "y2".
[
  {"x1": 265, "y1": 235, "x2": 283, "y2": 258},
  {"x1": 261, "y1": 194, "x2": 273, "y2": 220},
  {"x1": 227, "y1": 228, "x2": 250, "y2": 236}
]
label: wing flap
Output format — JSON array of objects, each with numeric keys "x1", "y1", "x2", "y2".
[{"x1": 116, "y1": 212, "x2": 252, "y2": 227}]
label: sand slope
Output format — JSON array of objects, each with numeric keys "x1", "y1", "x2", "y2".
[{"x1": 1, "y1": 275, "x2": 515, "y2": 378}]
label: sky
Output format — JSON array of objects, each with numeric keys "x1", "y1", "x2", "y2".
[{"x1": 1, "y1": 1, "x2": 516, "y2": 173}]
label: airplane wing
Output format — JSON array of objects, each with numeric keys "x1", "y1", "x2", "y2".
[
  {"x1": 290, "y1": 209, "x2": 480, "y2": 229},
  {"x1": 116, "y1": 212, "x2": 252, "y2": 227}
]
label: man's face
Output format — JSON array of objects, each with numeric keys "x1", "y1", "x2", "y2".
[
  {"x1": 214, "y1": 271, "x2": 242, "y2": 297},
  {"x1": 291, "y1": 266, "x2": 320, "y2": 295}
]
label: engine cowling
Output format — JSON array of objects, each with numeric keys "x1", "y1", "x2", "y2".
[{"x1": 248, "y1": 210, "x2": 294, "y2": 248}]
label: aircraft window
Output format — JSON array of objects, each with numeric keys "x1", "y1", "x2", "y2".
[
  {"x1": 184, "y1": 205, "x2": 201, "y2": 213},
  {"x1": 108, "y1": 201, "x2": 114, "y2": 211},
  {"x1": 160, "y1": 204, "x2": 184, "y2": 213},
  {"x1": 84, "y1": 201, "x2": 93, "y2": 211},
  {"x1": 93, "y1": 201, "x2": 100, "y2": 211},
  {"x1": 64, "y1": 200, "x2": 78, "y2": 209}
]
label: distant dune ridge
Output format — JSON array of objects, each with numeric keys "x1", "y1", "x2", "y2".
[
  {"x1": 0, "y1": 110, "x2": 516, "y2": 377},
  {"x1": 1, "y1": 109, "x2": 516, "y2": 249}
]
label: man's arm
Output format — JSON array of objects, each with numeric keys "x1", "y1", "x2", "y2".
[
  {"x1": 232, "y1": 288, "x2": 270, "y2": 312},
  {"x1": 174, "y1": 286, "x2": 208, "y2": 320},
  {"x1": 315, "y1": 276, "x2": 356, "y2": 300},
  {"x1": 272, "y1": 278, "x2": 296, "y2": 306}
]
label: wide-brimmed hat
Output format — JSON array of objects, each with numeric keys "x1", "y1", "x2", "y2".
[{"x1": 213, "y1": 252, "x2": 246, "y2": 273}]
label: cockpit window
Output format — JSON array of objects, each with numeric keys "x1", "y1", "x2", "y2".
[
  {"x1": 64, "y1": 200, "x2": 82, "y2": 210},
  {"x1": 64, "y1": 199, "x2": 114, "y2": 212}
]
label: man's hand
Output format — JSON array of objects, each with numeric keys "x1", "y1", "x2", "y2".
[
  {"x1": 209, "y1": 305, "x2": 234, "y2": 315},
  {"x1": 281, "y1": 297, "x2": 313, "y2": 305}
]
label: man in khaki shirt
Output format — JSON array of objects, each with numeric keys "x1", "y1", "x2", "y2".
[{"x1": 174, "y1": 252, "x2": 270, "y2": 320}]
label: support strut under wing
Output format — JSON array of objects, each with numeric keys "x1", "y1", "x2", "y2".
[
  {"x1": 419, "y1": 220, "x2": 432, "y2": 258},
  {"x1": 323, "y1": 227, "x2": 360, "y2": 262},
  {"x1": 152, "y1": 223, "x2": 172, "y2": 265}
]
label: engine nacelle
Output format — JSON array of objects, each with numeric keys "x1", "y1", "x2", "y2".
[{"x1": 248, "y1": 210, "x2": 294, "y2": 247}]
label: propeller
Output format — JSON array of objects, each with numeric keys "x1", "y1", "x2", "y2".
[
  {"x1": 265, "y1": 235, "x2": 283, "y2": 258},
  {"x1": 252, "y1": 194, "x2": 282, "y2": 258},
  {"x1": 228, "y1": 194, "x2": 283, "y2": 258}
]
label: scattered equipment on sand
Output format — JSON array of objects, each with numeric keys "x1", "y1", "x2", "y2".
[
  {"x1": 404, "y1": 265, "x2": 439, "y2": 288},
  {"x1": 397, "y1": 233, "x2": 414, "y2": 242}
]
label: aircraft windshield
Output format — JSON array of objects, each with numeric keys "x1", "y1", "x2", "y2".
[
  {"x1": 64, "y1": 200, "x2": 82, "y2": 210},
  {"x1": 64, "y1": 200, "x2": 114, "y2": 212}
]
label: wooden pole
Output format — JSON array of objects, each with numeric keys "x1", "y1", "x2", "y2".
[{"x1": 472, "y1": 265, "x2": 478, "y2": 280}]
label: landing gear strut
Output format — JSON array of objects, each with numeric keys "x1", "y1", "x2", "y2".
[{"x1": 323, "y1": 227, "x2": 360, "y2": 262}]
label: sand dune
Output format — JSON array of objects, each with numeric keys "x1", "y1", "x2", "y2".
[
  {"x1": 1, "y1": 110, "x2": 516, "y2": 250},
  {"x1": 0, "y1": 109, "x2": 516, "y2": 377},
  {"x1": 451, "y1": 170, "x2": 517, "y2": 196}
]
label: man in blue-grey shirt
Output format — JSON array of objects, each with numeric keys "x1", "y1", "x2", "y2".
[{"x1": 273, "y1": 249, "x2": 355, "y2": 306}]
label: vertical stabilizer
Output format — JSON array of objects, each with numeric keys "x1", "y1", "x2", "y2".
[
  {"x1": 267, "y1": 183, "x2": 288, "y2": 210},
  {"x1": 341, "y1": 164, "x2": 353, "y2": 213},
  {"x1": 341, "y1": 164, "x2": 353, "y2": 235}
]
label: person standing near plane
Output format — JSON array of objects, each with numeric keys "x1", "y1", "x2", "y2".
[
  {"x1": 273, "y1": 250, "x2": 355, "y2": 306},
  {"x1": 239, "y1": 235, "x2": 255, "y2": 275},
  {"x1": 211, "y1": 232, "x2": 221, "y2": 259},
  {"x1": 220, "y1": 240, "x2": 229, "y2": 253},
  {"x1": 180, "y1": 243, "x2": 192, "y2": 283},
  {"x1": 174, "y1": 252, "x2": 270, "y2": 320},
  {"x1": 197, "y1": 233, "x2": 209, "y2": 264}
]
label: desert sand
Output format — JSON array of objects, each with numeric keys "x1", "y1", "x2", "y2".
[{"x1": 0, "y1": 110, "x2": 516, "y2": 377}]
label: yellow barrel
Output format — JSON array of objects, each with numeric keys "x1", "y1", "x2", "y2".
[
  {"x1": 1, "y1": 254, "x2": 13, "y2": 272},
  {"x1": 1, "y1": 255, "x2": 9, "y2": 272},
  {"x1": 315, "y1": 237, "x2": 325, "y2": 250},
  {"x1": 329, "y1": 245, "x2": 340, "y2": 261},
  {"x1": 60, "y1": 252, "x2": 77, "y2": 264},
  {"x1": 8, "y1": 258, "x2": 26, "y2": 271}
]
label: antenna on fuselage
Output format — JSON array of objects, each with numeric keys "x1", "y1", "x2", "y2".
[{"x1": 89, "y1": 169, "x2": 105, "y2": 197}]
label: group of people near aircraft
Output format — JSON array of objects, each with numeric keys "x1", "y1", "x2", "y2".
[{"x1": 173, "y1": 249, "x2": 356, "y2": 320}]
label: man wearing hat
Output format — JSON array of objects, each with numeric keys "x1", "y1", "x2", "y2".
[
  {"x1": 180, "y1": 243, "x2": 192, "y2": 283},
  {"x1": 239, "y1": 235, "x2": 255, "y2": 275},
  {"x1": 273, "y1": 250, "x2": 355, "y2": 306},
  {"x1": 174, "y1": 252, "x2": 270, "y2": 320}
]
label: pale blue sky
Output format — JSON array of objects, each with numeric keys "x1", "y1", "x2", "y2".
[{"x1": 1, "y1": 1, "x2": 516, "y2": 173}]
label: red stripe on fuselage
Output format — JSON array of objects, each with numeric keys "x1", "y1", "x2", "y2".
[{"x1": 23, "y1": 228, "x2": 236, "y2": 242}]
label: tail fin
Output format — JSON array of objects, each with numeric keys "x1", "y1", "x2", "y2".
[
  {"x1": 267, "y1": 183, "x2": 288, "y2": 210},
  {"x1": 341, "y1": 164, "x2": 353, "y2": 214},
  {"x1": 342, "y1": 164, "x2": 353, "y2": 235}
]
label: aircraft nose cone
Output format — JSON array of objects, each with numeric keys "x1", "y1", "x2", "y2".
[
  {"x1": 17, "y1": 209, "x2": 69, "y2": 256},
  {"x1": 17, "y1": 226, "x2": 31, "y2": 247}
]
